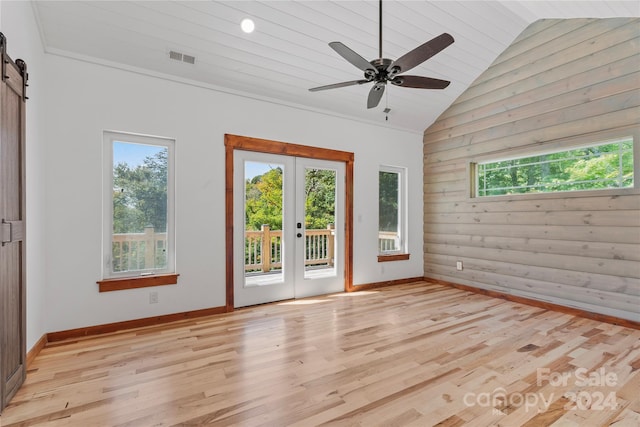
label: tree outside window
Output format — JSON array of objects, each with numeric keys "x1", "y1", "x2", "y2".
[{"x1": 476, "y1": 138, "x2": 634, "y2": 197}]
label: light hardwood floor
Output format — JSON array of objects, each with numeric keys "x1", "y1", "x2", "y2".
[{"x1": 2, "y1": 281, "x2": 639, "y2": 426}]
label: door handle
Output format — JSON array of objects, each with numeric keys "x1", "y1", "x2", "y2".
[
  {"x1": 296, "y1": 222, "x2": 302, "y2": 229},
  {"x1": 297, "y1": 233, "x2": 302, "y2": 238}
]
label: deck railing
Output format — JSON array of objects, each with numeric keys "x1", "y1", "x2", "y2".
[
  {"x1": 112, "y1": 225, "x2": 167, "y2": 272},
  {"x1": 245, "y1": 224, "x2": 336, "y2": 273},
  {"x1": 112, "y1": 225, "x2": 399, "y2": 274},
  {"x1": 378, "y1": 231, "x2": 399, "y2": 252}
]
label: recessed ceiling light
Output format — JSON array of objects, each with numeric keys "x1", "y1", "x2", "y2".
[{"x1": 241, "y1": 18, "x2": 255, "y2": 34}]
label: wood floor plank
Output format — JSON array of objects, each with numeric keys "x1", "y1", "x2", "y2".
[{"x1": 1, "y1": 282, "x2": 638, "y2": 426}]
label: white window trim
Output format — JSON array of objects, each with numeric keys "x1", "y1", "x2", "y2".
[
  {"x1": 378, "y1": 165, "x2": 408, "y2": 255},
  {"x1": 102, "y1": 130, "x2": 176, "y2": 279}
]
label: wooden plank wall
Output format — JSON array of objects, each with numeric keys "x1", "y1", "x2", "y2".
[{"x1": 423, "y1": 18, "x2": 640, "y2": 321}]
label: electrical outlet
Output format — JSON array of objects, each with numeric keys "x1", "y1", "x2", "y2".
[
  {"x1": 456, "y1": 261, "x2": 463, "y2": 271},
  {"x1": 149, "y1": 291, "x2": 159, "y2": 304}
]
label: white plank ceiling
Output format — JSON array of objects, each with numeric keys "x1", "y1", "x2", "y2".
[{"x1": 32, "y1": 1, "x2": 639, "y2": 133}]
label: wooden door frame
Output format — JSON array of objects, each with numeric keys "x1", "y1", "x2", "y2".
[{"x1": 225, "y1": 134, "x2": 354, "y2": 311}]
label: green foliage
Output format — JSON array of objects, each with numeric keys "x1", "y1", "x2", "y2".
[
  {"x1": 244, "y1": 167, "x2": 336, "y2": 231},
  {"x1": 304, "y1": 169, "x2": 335, "y2": 229},
  {"x1": 379, "y1": 171, "x2": 399, "y2": 232},
  {"x1": 478, "y1": 140, "x2": 634, "y2": 196},
  {"x1": 245, "y1": 167, "x2": 284, "y2": 230},
  {"x1": 113, "y1": 149, "x2": 168, "y2": 234}
]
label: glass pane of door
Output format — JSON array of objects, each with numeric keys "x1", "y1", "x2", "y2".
[
  {"x1": 294, "y1": 158, "x2": 344, "y2": 299},
  {"x1": 234, "y1": 151, "x2": 295, "y2": 308},
  {"x1": 244, "y1": 161, "x2": 284, "y2": 286},
  {"x1": 303, "y1": 167, "x2": 337, "y2": 280}
]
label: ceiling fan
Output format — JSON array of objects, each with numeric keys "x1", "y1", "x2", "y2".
[{"x1": 309, "y1": 0, "x2": 454, "y2": 109}]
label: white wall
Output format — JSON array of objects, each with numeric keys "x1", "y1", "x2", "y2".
[
  {"x1": 1, "y1": 1, "x2": 48, "y2": 350},
  {"x1": 43, "y1": 54, "x2": 424, "y2": 332}
]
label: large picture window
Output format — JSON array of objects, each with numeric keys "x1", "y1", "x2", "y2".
[
  {"x1": 378, "y1": 166, "x2": 406, "y2": 255},
  {"x1": 103, "y1": 131, "x2": 175, "y2": 279},
  {"x1": 474, "y1": 137, "x2": 634, "y2": 197}
]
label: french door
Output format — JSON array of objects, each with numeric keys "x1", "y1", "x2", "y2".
[{"x1": 233, "y1": 150, "x2": 345, "y2": 307}]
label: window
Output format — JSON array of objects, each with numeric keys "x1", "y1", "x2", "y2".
[
  {"x1": 378, "y1": 166, "x2": 407, "y2": 257},
  {"x1": 474, "y1": 137, "x2": 634, "y2": 197},
  {"x1": 102, "y1": 131, "x2": 175, "y2": 285}
]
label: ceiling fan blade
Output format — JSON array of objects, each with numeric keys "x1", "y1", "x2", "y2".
[
  {"x1": 387, "y1": 33, "x2": 454, "y2": 76},
  {"x1": 391, "y1": 75, "x2": 450, "y2": 89},
  {"x1": 329, "y1": 42, "x2": 377, "y2": 75},
  {"x1": 367, "y1": 82, "x2": 385, "y2": 109},
  {"x1": 309, "y1": 79, "x2": 371, "y2": 92}
]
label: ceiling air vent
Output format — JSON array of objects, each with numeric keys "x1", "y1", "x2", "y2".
[{"x1": 168, "y1": 50, "x2": 195, "y2": 65}]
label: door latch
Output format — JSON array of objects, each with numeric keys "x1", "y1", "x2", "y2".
[
  {"x1": 1, "y1": 219, "x2": 12, "y2": 246},
  {"x1": 1, "y1": 219, "x2": 24, "y2": 246}
]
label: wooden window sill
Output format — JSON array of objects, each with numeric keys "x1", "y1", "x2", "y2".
[
  {"x1": 378, "y1": 254, "x2": 410, "y2": 262},
  {"x1": 98, "y1": 273, "x2": 179, "y2": 292}
]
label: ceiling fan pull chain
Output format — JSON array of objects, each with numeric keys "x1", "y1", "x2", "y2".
[{"x1": 385, "y1": 89, "x2": 389, "y2": 121}]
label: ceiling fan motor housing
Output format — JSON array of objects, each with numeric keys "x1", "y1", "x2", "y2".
[
  {"x1": 366, "y1": 58, "x2": 406, "y2": 88},
  {"x1": 367, "y1": 58, "x2": 393, "y2": 83}
]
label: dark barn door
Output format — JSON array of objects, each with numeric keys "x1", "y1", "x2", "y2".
[{"x1": 0, "y1": 33, "x2": 27, "y2": 413}]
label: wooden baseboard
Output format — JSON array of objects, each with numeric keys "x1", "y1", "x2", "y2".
[
  {"x1": 427, "y1": 277, "x2": 640, "y2": 330},
  {"x1": 349, "y1": 276, "x2": 424, "y2": 292},
  {"x1": 47, "y1": 277, "x2": 424, "y2": 344},
  {"x1": 46, "y1": 277, "x2": 424, "y2": 344},
  {"x1": 47, "y1": 306, "x2": 228, "y2": 343},
  {"x1": 26, "y1": 334, "x2": 48, "y2": 369}
]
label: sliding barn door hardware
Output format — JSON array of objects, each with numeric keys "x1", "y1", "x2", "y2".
[{"x1": 0, "y1": 32, "x2": 29, "y2": 100}]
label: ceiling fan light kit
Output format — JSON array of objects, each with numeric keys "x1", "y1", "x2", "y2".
[{"x1": 309, "y1": 0, "x2": 454, "y2": 109}]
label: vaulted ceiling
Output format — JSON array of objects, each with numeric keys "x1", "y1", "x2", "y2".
[{"x1": 32, "y1": 1, "x2": 639, "y2": 133}]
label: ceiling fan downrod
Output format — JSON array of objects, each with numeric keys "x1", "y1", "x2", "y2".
[{"x1": 379, "y1": 0, "x2": 383, "y2": 59}]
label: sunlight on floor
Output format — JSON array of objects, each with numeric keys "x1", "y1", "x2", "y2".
[
  {"x1": 275, "y1": 290, "x2": 380, "y2": 305},
  {"x1": 277, "y1": 299, "x2": 329, "y2": 305},
  {"x1": 330, "y1": 291, "x2": 379, "y2": 297}
]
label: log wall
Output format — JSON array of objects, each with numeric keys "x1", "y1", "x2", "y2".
[{"x1": 423, "y1": 18, "x2": 640, "y2": 321}]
